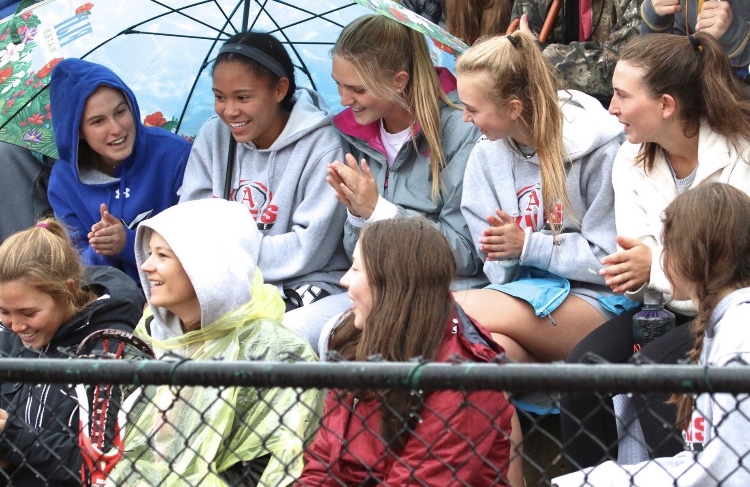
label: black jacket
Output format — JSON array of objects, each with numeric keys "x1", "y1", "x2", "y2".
[
  {"x1": 0, "y1": 266, "x2": 144, "y2": 486},
  {"x1": 400, "y1": 0, "x2": 443, "y2": 25}
]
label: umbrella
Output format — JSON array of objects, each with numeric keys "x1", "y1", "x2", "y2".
[
  {"x1": 0, "y1": 0, "x2": 467, "y2": 159},
  {"x1": 0, "y1": 0, "x2": 373, "y2": 158}
]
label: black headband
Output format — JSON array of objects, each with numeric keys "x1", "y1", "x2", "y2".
[{"x1": 217, "y1": 43, "x2": 288, "y2": 79}]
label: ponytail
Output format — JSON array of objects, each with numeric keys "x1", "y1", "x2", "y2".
[{"x1": 456, "y1": 32, "x2": 572, "y2": 230}]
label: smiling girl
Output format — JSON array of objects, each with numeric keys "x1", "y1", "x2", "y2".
[
  {"x1": 453, "y1": 32, "x2": 626, "y2": 364},
  {"x1": 179, "y1": 31, "x2": 349, "y2": 325},
  {"x1": 48, "y1": 59, "x2": 191, "y2": 285},
  {"x1": 0, "y1": 218, "x2": 144, "y2": 485},
  {"x1": 105, "y1": 198, "x2": 321, "y2": 486},
  {"x1": 297, "y1": 217, "x2": 522, "y2": 487}
]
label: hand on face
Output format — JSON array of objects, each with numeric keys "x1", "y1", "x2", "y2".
[
  {"x1": 696, "y1": 1, "x2": 734, "y2": 40},
  {"x1": 326, "y1": 153, "x2": 379, "y2": 219},
  {"x1": 88, "y1": 203, "x2": 127, "y2": 256},
  {"x1": 651, "y1": 0, "x2": 684, "y2": 16},
  {"x1": 481, "y1": 209, "x2": 525, "y2": 260},
  {"x1": 599, "y1": 236, "x2": 652, "y2": 294}
]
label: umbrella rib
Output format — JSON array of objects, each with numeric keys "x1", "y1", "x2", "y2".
[
  {"x1": 249, "y1": 0, "x2": 317, "y2": 90},
  {"x1": 174, "y1": 1, "x2": 252, "y2": 133},
  {"x1": 266, "y1": 0, "x2": 356, "y2": 29},
  {"x1": 132, "y1": 0, "x2": 238, "y2": 37}
]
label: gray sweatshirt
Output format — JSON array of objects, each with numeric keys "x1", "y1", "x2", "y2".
[
  {"x1": 461, "y1": 90, "x2": 625, "y2": 301},
  {"x1": 554, "y1": 287, "x2": 750, "y2": 487},
  {"x1": 180, "y1": 88, "x2": 349, "y2": 295},
  {"x1": 641, "y1": 0, "x2": 750, "y2": 68}
]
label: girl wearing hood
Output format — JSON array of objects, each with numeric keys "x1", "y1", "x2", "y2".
[
  {"x1": 453, "y1": 32, "x2": 627, "y2": 363},
  {"x1": 179, "y1": 31, "x2": 349, "y2": 322},
  {"x1": 0, "y1": 219, "x2": 144, "y2": 485},
  {"x1": 47, "y1": 59, "x2": 191, "y2": 285},
  {"x1": 297, "y1": 217, "x2": 522, "y2": 487},
  {"x1": 106, "y1": 198, "x2": 322, "y2": 486}
]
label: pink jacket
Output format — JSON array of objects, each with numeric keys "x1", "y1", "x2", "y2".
[{"x1": 296, "y1": 304, "x2": 515, "y2": 486}]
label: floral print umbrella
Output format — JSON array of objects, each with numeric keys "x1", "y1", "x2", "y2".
[{"x1": 0, "y1": 0, "x2": 373, "y2": 158}]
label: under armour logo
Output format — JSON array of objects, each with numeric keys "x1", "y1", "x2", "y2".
[{"x1": 115, "y1": 188, "x2": 131, "y2": 199}]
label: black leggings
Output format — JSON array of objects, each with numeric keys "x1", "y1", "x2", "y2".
[{"x1": 559, "y1": 308, "x2": 694, "y2": 469}]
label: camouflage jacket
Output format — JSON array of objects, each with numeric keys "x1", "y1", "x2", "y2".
[{"x1": 512, "y1": 0, "x2": 642, "y2": 101}]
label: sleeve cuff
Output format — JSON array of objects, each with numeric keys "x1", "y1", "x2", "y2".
[
  {"x1": 346, "y1": 211, "x2": 366, "y2": 228},
  {"x1": 366, "y1": 196, "x2": 398, "y2": 223},
  {"x1": 519, "y1": 227, "x2": 533, "y2": 263}
]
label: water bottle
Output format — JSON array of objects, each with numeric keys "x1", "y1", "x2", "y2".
[{"x1": 632, "y1": 290, "x2": 676, "y2": 353}]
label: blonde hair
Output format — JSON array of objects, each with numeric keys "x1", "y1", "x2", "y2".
[
  {"x1": 456, "y1": 32, "x2": 572, "y2": 228},
  {"x1": 0, "y1": 218, "x2": 95, "y2": 314},
  {"x1": 333, "y1": 14, "x2": 456, "y2": 199}
]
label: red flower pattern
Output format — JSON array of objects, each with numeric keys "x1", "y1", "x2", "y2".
[
  {"x1": 37, "y1": 58, "x2": 63, "y2": 79},
  {"x1": 75, "y1": 3, "x2": 94, "y2": 15},
  {"x1": 27, "y1": 113, "x2": 44, "y2": 125},
  {"x1": 0, "y1": 66, "x2": 12, "y2": 84},
  {"x1": 144, "y1": 111, "x2": 167, "y2": 127}
]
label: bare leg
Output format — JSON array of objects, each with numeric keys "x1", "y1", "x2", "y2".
[
  {"x1": 507, "y1": 406, "x2": 525, "y2": 487},
  {"x1": 491, "y1": 333, "x2": 541, "y2": 363},
  {"x1": 454, "y1": 289, "x2": 606, "y2": 362}
]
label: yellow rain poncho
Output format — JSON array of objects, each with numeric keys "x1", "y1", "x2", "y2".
[
  {"x1": 108, "y1": 273, "x2": 322, "y2": 486},
  {"x1": 107, "y1": 199, "x2": 324, "y2": 487}
]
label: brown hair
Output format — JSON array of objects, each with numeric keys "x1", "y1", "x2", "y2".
[
  {"x1": 444, "y1": 0, "x2": 511, "y2": 46},
  {"x1": 0, "y1": 218, "x2": 95, "y2": 317},
  {"x1": 333, "y1": 14, "x2": 456, "y2": 200},
  {"x1": 456, "y1": 32, "x2": 573, "y2": 229},
  {"x1": 619, "y1": 33, "x2": 750, "y2": 173},
  {"x1": 662, "y1": 183, "x2": 750, "y2": 430},
  {"x1": 329, "y1": 217, "x2": 456, "y2": 447}
]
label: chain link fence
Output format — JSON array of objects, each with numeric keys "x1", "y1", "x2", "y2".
[{"x1": 1, "y1": 350, "x2": 749, "y2": 486}]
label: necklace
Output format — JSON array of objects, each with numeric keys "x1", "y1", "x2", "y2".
[{"x1": 663, "y1": 149, "x2": 698, "y2": 194}]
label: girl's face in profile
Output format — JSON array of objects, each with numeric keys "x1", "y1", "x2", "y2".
[
  {"x1": 0, "y1": 280, "x2": 71, "y2": 350},
  {"x1": 140, "y1": 231, "x2": 199, "y2": 327},
  {"x1": 457, "y1": 73, "x2": 517, "y2": 142},
  {"x1": 331, "y1": 55, "x2": 400, "y2": 129},
  {"x1": 340, "y1": 242, "x2": 373, "y2": 330},
  {"x1": 79, "y1": 86, "x2": 136, "y2": 170},
  {"x1": 609, "y1": 60, "x2": 665, "y2": 145},
  {"x1": 212, "y1": 60, "x2": 290, "y2": 149}
]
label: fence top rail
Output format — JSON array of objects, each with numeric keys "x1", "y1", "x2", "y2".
[{"x1": 1, "y1": 358, "x2": 749, "y2": 393}]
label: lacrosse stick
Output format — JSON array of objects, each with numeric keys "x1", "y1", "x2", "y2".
[{"x1": 75, "y1": 329, "x2": 154, "y2": 486}]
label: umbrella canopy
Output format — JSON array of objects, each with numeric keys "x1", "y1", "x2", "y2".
[{"x1": 0, "y1": 0, "x2": 373, "y2": 158}]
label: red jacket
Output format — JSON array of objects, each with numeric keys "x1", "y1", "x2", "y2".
[{"x1": 296, "y1": 304, "x2": 515, "y2": 486}]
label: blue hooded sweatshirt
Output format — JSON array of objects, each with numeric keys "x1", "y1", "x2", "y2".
[{"x1": 47, "y1": 59, "x2": 191, "y2": 284}]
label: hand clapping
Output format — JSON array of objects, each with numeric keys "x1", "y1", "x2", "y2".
[
  {"x1": 88, "y1": 203, "x2": 127, "y2": 256},
  {"x1": 481, "y1": 209, "x2": 525, "y2": 260},
  {"x1": 326, "y1": 153, "x2": 379, "y2": 220}
]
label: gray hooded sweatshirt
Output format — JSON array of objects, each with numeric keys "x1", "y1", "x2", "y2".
[
  {"x1": 554, "y1": 287, "x2": 750, "y2": 487},
  {"x1": 180, "y1": 88, "x2": 349, "y2": 296},
  {"x1": 461, "y1": 90, "x2": 625, "y2": 302}
]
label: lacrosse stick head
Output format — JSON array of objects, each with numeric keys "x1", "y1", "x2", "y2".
[{"x1": 75, "y1": 329, "x2": 154, "y2": 486}]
